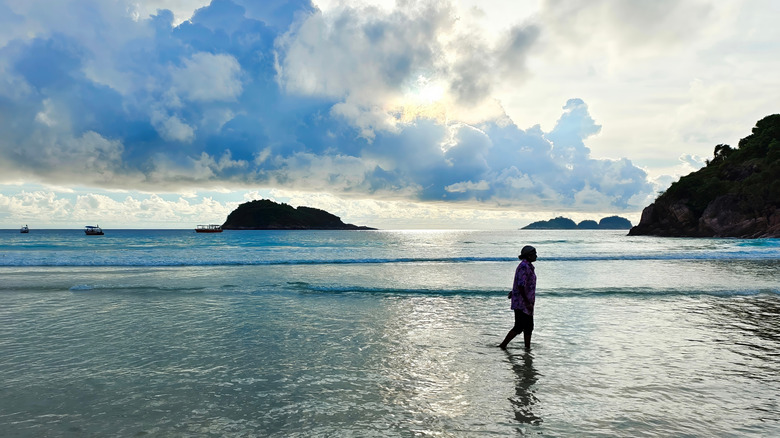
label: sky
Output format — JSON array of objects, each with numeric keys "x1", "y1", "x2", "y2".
[{"x1": 1, "y1": 0, "x2": 778, "y2": 229}]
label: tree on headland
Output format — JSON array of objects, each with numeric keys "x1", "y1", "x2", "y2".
[
  {"x1": 522, "y1": 216, "x2": 632, "y2": 230},
  {"x1": 598, "y1": 216, "x2": 632, "y2": 229},
  {"x1": 707, "y1": 144, "x2": 734, "y2": 166},
  {"x1": 523, "y1": 216, "x2": 578, "y2": 229},
  {"x1": 629, "y1": 114, "x2": 780, "y2": 237},
  {"x1": 221, "y1": 199, "x2": 375, "y2": 230},
  {"x1": 577, "y1": 220, "x2": 599, "y2": 229}
]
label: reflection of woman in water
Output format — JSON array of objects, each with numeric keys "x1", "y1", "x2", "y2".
[
  {"x1": 499, "y1": 245, "x2": 537, "y2": 350},
  {"x1": 508, "y1": 352, "x2": 541, "y2": 425}
]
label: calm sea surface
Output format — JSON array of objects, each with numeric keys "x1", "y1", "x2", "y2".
[{"x1": 1, "y1": 229, "x2": 779, "y2": 437}]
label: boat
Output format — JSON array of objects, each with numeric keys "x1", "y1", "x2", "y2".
[
  {"x1": 195, "y1": 224, "x2": 223, "y2": 233},
  {"x1": 20, "y1": 225, "x2": 29, "y2": 233},
  {"x1": 84, "y1": 225, "x2": 104, "y2": 235}
]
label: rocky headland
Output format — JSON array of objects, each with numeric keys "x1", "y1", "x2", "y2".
[
  {"x1": 523, "y1": 216, "x2": 632, "y2": 230},
  {"x1": 222, "y1": 199, "x2": 376, "y2": 230},
  {"x1": 629, "y1": 114, "x2": 780, "y2": 238}
]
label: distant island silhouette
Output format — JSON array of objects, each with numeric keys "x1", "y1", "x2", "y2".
[
  {"x1": 221, "y1": 199, "x2": 376, "y2": 230},
  {"x1": 629, "y1": 114, "x2": 779, "y2": 238},
  {"x1": 522, "y1": 216, "x2": 632, "y2": 230}
]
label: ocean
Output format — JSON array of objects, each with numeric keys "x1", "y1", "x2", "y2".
[{"x1": 1, "y1": 229, "x2": 779, "y2": 437}]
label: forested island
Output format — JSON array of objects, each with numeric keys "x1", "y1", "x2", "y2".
[
  {"x1": 629, "y1": 114, "x2": 780, "y2": 238},
  {"x1": 522, "y1": 216, "x2": 632, "y2": 230},
  {"x1": 221, "y1": 199, "x2": 376, "y2": 230}
]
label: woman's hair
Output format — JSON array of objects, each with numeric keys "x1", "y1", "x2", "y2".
[{"x1": 519, "y1": 245, "x2": 536, "y2": 260}]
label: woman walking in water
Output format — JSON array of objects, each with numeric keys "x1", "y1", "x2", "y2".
[{"x1": 500, "y1": 245, "x2": 537, "y2": 350}]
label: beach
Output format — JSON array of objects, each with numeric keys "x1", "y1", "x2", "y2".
[{"x1": 2, "y1": 229, "x2": 779, "y2": 436}]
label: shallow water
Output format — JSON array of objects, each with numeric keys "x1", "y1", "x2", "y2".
[{"x1": 1, "y1": 229, "x2": 779, "y2": 436}]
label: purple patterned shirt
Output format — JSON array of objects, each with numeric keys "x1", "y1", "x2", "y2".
[{"x1": 511, "y1": 259, "x2": 536, "y2": 315}]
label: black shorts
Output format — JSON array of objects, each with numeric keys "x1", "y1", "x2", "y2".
[{"x1": 513, "y1": 310, "x2": 534, "y2": 333}]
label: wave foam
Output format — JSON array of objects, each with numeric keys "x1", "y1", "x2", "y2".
[{"x1": 4, "y1": 252, "x2": 779, "y2": 267}]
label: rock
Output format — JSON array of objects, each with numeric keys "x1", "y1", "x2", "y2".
[
  {"x1": 630, "y1": 202, "x2": 697, "y2": 237},
  {"x1": 669, "y1": 201, "x2": 697, "y2": 227},
  {"x1": 699, "y1": 196, "x2": 780, "y2": 238}
]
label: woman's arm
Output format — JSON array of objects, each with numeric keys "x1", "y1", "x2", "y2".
[{"x1": 518, "y1": 264, "x2": 532, "y2": 309}]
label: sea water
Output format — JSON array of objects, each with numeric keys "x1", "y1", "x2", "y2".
[{"x1": 1, "y1": 229, "x2": 778, "y2": 437}]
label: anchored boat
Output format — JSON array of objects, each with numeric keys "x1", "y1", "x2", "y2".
[
  {"x1": 195, "y1": 224, "x2": 223, "y2": 233},
  {"x1": 84, "y1": 225, "x2": 104, "y2": 235}
]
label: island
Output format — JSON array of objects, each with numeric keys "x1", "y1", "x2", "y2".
[
  {"x1": 522, "y1": 216, "x2": 632, "y2": 230},
  {"x1": 629, "y1": 114, "x2": 780, "y2": 238},
  {"x1": 221, "y1": 199, "x2": 376, "y2": 230}
]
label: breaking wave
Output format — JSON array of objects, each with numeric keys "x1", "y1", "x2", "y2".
[{"x1": 3, "y1": 252, "x2": 779, "y2": 267}]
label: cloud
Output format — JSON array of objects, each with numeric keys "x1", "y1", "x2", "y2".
[
  {"x1": 539, "y1": 0, "x2": 715, "y2": 58},
  {"x1": 0, "y1": 190, "x2": 235, "y2": 226},
  {"x1": 445, "y1": 180, "x2": 490, "y2": 193},
  {"x1": 546, "y1": 98, "x2": 601, "y2": 161},
  {"x1": 0, "y1": 0, "x2": 657, "y2": 215},
  {"x1": 0, "y1": 191, "x2": 73, "y2": 222},
  {"x1": 679, "y1": 153, "x2": 706, "y2": 169},
  {"x1": 278, "y1": 1, "x2": 451, "y2": 99},
  {"x1": 173, "y1": 52, "x2": 243, "y2": 102},
  {"x1": 151, "y1": 110, "x2": 197, "y2": 143}
]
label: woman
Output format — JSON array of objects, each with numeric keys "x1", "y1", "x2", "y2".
[{"x1": 499, "y1": 245, "x2": 537, "y2": 350}]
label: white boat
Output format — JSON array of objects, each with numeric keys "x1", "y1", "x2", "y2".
[
  {"x1": 20, "y1": 225, "x2": 29, "y2": 233},
  {"x1": 84, "y1": 225, "x2": 104, "y2": 235},
  {"x1": 195, "y1": 224, "x2": 223, "y2": 233}
]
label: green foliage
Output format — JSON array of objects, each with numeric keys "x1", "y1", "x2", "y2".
[
  {"x1": 769, "y1": 179, "x2": 780, "y2": 206},
  {"x1": 735, "y1": 114, "x2": 780, "y2": 160},
  {"x1": 222, "y1": 199, "x2": 372, "y2": 229},
  {"x1": 664, "y1": 166, "x2": 723, "y2": 214},
  {"x1": 767, "y1": 139, "x2": 780, "y2": 163},
  {"x1": 598, "y1": 216, "x2": 633, "y2": 229},
  {"x1": 708, "y1": 144, "x2": 734, "y2": 166},
  {"x1": 523, "y1": 216, "x2": 632, "y2": 229},
  {"x1": 523, "y1": 216, "x2": 578, "y2": 229},
  {"x1": 657, "y1": 114, "x2": 780, "y2": 217},
  {"x1": 577, "y1": 220, "x2": 599, "y2": 229}
]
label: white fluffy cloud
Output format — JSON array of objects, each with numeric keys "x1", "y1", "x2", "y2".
[
  {"x1": 173, "y1": 52, "x2": 243, "y2": 102},
  {"x1": 151, "y1": 111, "x2": 197, "y2": 143},
  {"x1": 0, "y1": 190, "x2": 235, "y2": 227},
  {"x1": 505, "y1": 0, "x2": 780, "y2": 173}
]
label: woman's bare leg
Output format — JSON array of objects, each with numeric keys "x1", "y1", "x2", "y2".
[{"x1": 499, "y1": 328, "x2": 518, "y2": 349}]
